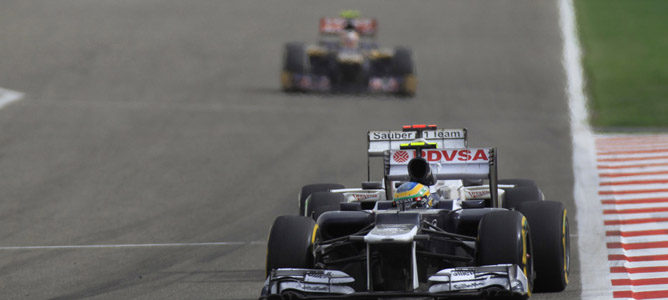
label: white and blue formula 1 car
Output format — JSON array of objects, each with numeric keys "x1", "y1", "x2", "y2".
[{"x1": 262, "y1": 125, "x2": 570, "y2": 299}]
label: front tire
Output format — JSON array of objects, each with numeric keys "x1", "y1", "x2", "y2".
[
  {"x1": 477, "y1": 210, "x2": 534, "y2": 295},
  {"x1": 282, "y1": 42, "x2": 308, "y2": 92},
  {"x1": 266, "y1": 216, "x2": 316, "y2": 276},
  {"x1": 518, "y1": 201, "x2": 569, "y2": 292}
]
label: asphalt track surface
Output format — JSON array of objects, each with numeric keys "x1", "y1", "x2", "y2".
[{"x1": 0, "y1": 1, "x2": 580, "y2": 299}]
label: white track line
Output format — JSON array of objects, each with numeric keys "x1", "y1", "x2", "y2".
[
  {"x1": 604, "y1": 203, "x2": 668, "y2": 210},
  {"x1": 606, "y1": 236, "x2": 668, "y2": 245},
  {"x1": 602, "y1": 175, "x2": 668, "y2": 183},
  {"x1": 0, "y1": 241, "x2": 266, "y2": 250},
  {"x1": 0, "y1": 87, "x2": 24, "y2": 109},
  {"x1": 610, "y1": 261, "x2": 668, "y2": 268},
  {"x1": 611, "y1": 273, "x2": 668, "y2": 281},
  {"x1": 560, "y1": 0, "x2": 613, "y2": 298}
]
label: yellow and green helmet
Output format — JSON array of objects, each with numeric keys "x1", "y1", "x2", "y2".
[{"x1": 394, "y1": 182, "x2": 431, "y2": 207}]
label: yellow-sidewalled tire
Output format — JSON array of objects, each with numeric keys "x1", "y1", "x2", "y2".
[
  {"x1": 280, "y1": 71, "x2": 292, "y2": 90},
  {"x1": 518, "y1": 201, "x2": 569, "y2": 292},
  {"x1": 477, "y1": 210, "x2": 534, "y2": 295}
]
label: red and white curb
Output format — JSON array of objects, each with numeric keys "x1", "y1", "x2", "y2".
[{"x1": 598, "y1": 134, "x2": 668, "y2": 299}]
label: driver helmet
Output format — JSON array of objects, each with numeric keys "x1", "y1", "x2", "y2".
[
  {"x1": 341, "y1": 30, "x2": 360, "y2": 49},
  {"x1": 394, "y1": 182, "x2": 432, "y2": 209}
]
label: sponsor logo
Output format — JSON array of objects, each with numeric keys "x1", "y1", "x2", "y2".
[
  {"x1": 423, "y1": 129, "x2": 464, "y2": 139},
  {"x1": 393, "y1": 151, "x2": 410, "y2": 163},
  {"x1": 347, "y1": 193, "x2": 380, "y2": 202},
  {"x1": 391, "y1": 149, "x2": 489, "y2": 163},
  {"x1": 451, "y1": 269, "x2": 476, "y2": 281},
  {"x1": 452, "y1": 281, "x2": 485, "y2": 289},
  {"x1": 465, "y1": 190, "x2": 490, "y2": 199},
  {"x1": 303, "y1": 283, "x2": 328, "y2": 291},
  {"x1": 369, "y1": 131, "x2": 416, "y2": 141}
]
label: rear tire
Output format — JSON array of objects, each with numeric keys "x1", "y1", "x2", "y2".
[
  {"x1": 500, "y1": 179, "x2": 543, "y2": 210},
  {"x1": 282, "y1": 42, "x2": 308, "y2": 91},
  {"x1": 306, "y1": 192, "x2": 344, "y2": 221},
  {"x1": 392, "y1": 47, "x2": 414, "y2": 75},
  {"x1": 392, "y1": 47, "x2": 416, "y2": 96},
  {"x1": 477, "y1": 211, "x2": 534, "y2": 295},
  {"x1": 298, "y1": 183, "x2": 344, "y2": 216},
  {"x1": 266, "y1": 216, "x2": 316, "y2": 276},
  {"x1": 498, "y1": 179, "x2": 538, "y2": 189},
  {"x1": 518, "y1": 201, "x2": 569, "y2": 292}
]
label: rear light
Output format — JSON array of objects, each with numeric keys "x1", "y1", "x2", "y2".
[
  {"x1": 402, "y1": 124, "x2": 437, "y2": 140},
  {"x1": 402, "y1": 124, "x2": 437, "y2": 131}
]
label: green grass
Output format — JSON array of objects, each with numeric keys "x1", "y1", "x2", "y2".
[{"x1": 575, "y1": 0, "x2": 668, "y2": 127}]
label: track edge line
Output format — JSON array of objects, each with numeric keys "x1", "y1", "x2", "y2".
[{"x1": 560, "y1": 0, "x2": 614, "y2": 298}]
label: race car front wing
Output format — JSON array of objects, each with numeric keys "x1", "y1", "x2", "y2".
[
  {"x1": 260, "y1": 264, "x2": 529, "y2": 299},
  {"x1": 261, "y1": 269, "x2": 355, "y2": 297},
  {"x1": 428, "y1": 264, "x2": 529, "y2": 294}
]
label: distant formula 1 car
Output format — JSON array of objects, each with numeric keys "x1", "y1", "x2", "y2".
[
  {"x1": 261, "y1": 125, "x2": 570, "y2": 299},
  {"x1": 280, "y1": 12, "x2": 416, "y2": 96}
]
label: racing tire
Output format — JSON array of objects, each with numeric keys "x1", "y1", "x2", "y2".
[
  {"x1": 298, "y1": 183, "x2": 344, "y2": 216},
  {"x1": 306, "y1": 192, "x2": 344, "y2": 221},
  {"x1": 498, "y1": 179, "x2": 538, "y2": 189},
  {"x1": 265, "y1": 215, "x2": 317, "y2": 276},
  {"x1": 284, "y1": 42, "x2": 307, "y2": 73},
  {"x1": 477, "y1": 210, "x2": 534, "y2": 295},
  {"x1": 462, "y1": 179, "x2": 483, "y2": 186},
  {"x1": 392, "y1": 47, "x2": 414, "y2": 75},
  {"x1": 518, "y1": 201, "x2": 569, "y2": 292},
  {"x1": 500, "y1": 179, "x2": 543, "y2": 210},
  {"x1": 392, "y1": 47, "x2": 416, "y2": 97},
  {"x1": 282, "y1": 42, "x2": 308, "y2": 92}
]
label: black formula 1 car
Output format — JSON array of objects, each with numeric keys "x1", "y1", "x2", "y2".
[
  {"x1": 280, "y1": 13, "x2": 416, "y2": 96},
  {"x1": 261, "y1": 125, "x2": 570, "y2": 299}
]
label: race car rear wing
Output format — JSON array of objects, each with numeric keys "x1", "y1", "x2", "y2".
[
  {"x1": 365, "y1": 126, "x2": 499, "y2": 207},
  {"x1": 385, "y1": 147, "x2": 500, "y2": 207},
  {"x1": 366, "y1": 127, "x2": 467, "y2": 181},
  {"x1": 367, "y1": 128, "x2": 467, "y2": 156},
  {"x1": 385, "y1": 148, "x2": 493, "y2": 180},
  {"x1": 319, "y1": 17, "x2": 377, "y2": 36}
]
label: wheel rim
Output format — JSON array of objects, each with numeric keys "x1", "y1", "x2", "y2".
[{"x1": 521, "y1": 216, "x2": 534, "y2": 295}]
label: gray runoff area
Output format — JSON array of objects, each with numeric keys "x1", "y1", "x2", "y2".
[{"x1": 0, "y1": 0, "x2": 578, "y2": 299}]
